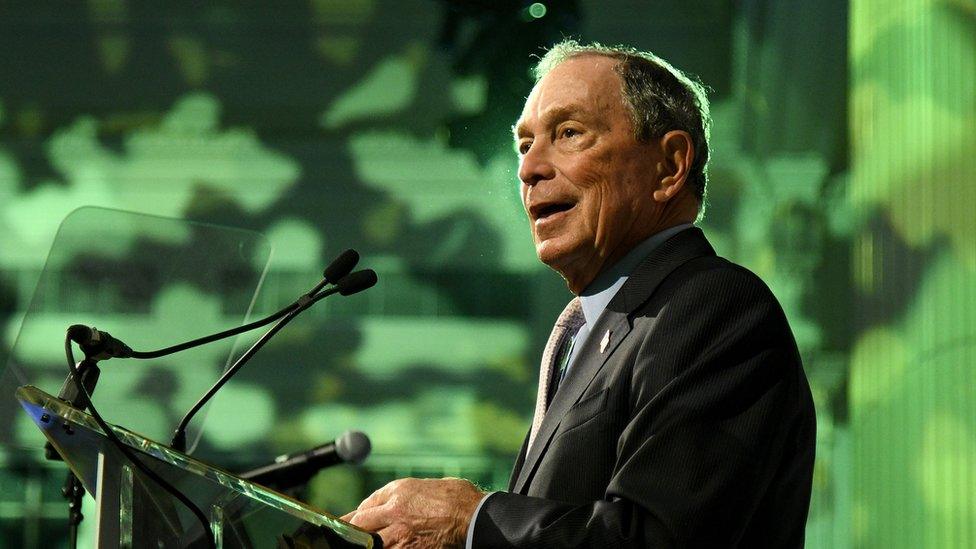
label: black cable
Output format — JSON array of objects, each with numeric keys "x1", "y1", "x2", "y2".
[
  {"x1": 128, "y1": 303, "x2": 294, "y2": 359},
  {"x1": 170, "y1": 285, "x2": 341, "y2": 451},
  {"x1": 128, "y1": 248, "x2": 360, "y2": 361},
  {"x1": 64, "y1": 334, "x2": 216, "y2": 549}
]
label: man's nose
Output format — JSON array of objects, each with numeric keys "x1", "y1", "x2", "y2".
[{"x1": 518, "y1": 143, "x2": 556, "y2": 186}]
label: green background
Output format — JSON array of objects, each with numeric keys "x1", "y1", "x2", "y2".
[{"x1": 0, "y1": 1, "x2": 972, "y2": 547}]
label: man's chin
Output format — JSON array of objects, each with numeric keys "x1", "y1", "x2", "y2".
[
  {"x1": 535, "y1": 242, "x2": 571, "y2": 270},
  {"x1": 535, "y1": 244, "x2": 596, "y2": 293}
]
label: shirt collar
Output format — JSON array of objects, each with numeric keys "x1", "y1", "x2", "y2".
[{"x1": 578, "y1": 223, "x2": 695, "y2": 326}]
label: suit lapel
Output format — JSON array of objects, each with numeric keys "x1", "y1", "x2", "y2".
[
  {"x1": 514, "y1": 309, "x2": 630, "y2": 493},
  {"x1": 513, "y1": 228, "x2": 716, "y2": 494},
  {"x1": 508, "y1": 431, "x2": 530, "y2": 491}
]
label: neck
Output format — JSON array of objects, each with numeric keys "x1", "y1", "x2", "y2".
[{"x1": 560, "y1": 197, "x2": 697, "y2": 294}]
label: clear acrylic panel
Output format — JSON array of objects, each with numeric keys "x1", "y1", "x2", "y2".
[
  {"x1": 17, "y1": 385, "x2": 376, "y2": 548},
  {"x1": 0, "y1": 206, "x2": 273, "y2": 456}
]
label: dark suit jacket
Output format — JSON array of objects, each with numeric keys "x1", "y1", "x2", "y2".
[{"x1": 472, "y1": 228, "x2": 816, "y2": 547}]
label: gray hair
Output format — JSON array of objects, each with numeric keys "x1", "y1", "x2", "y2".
[{"x1": 533, "y1": 40, "x2": 712, "y2": 212}]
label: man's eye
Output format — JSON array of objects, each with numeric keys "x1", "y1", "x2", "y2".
[
  {"x1": 518, "y1": 141, "x2": 532, "y2": 154},
  {"x1": 561, "y1": 128, "x2": 580, "y2": 138}
]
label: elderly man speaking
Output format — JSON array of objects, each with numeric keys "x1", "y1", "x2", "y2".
[{"x1": 344, "y1": 40, "x2": 816, "y2": 548}]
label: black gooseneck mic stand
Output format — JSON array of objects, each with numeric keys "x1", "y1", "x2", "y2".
[
  {"x1": 170, "y1": 268, "x2": 377, "y2": 452},
  {"x1": 52, "y1": 249, "x2": 372, "y2": 549}
]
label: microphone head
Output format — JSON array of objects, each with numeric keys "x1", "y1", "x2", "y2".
[
  {"x1": 336, "y1": 269, "x2": 377, "y2": 296},
  {"x1": 335, "y1": 430, "x2": 371, "y2": 465},
  {"x1": 323, "y1": 249, "x2": 360, "y2": 284}
]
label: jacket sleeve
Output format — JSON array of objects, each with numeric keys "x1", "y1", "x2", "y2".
[{"x1": 471, "y1": 266, "x2": 813, "y2": 547}]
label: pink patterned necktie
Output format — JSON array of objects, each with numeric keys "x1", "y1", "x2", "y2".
[{"x1": 528, "y1": 297, "x2": 585, "y2": 451}]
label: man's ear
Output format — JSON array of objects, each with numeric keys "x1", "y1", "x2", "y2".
[{"x1": 653, "y1": 130, "x2": 694, "y2": 202}]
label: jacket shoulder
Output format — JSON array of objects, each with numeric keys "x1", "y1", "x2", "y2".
[{"x1": 655, "y1": 254, "x2": 784, "y2": 311}]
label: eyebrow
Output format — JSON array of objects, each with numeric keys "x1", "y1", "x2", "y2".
[{"x1": 513, "y1": 104, "x2": 588, "y2": 140}]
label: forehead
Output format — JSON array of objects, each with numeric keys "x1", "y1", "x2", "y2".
[{"x1": 515, "y1": 55, "x2": 627, "y2": 136}]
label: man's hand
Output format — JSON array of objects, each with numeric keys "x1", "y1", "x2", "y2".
[{"x1": 341, "y1": 477, "x2": 485, "y2": 548}]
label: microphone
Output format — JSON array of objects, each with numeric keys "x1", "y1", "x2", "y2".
[
  {"x1": 307, "y1": 249, "x2": 360, "y2": 297},
  {"x1": 324, "y1": 249, "x2": 360, "y2": 284},
  {"x1": 240, "y1": 431, "x2": 371, "y2": 490},
  {"x1": 336, "y1": 269, "x2": 378, "y2": 296},
  {"x1": 67, "y1": 250, "x2": 368, "y2": 366}
]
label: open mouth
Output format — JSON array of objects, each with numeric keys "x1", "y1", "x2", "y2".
[{"x1": 535, "y1": 202, "x2": 575, "y2": 220}]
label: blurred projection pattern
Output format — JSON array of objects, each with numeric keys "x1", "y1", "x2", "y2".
[
  {"x1": 0, "y1": 1, "x2": 971, "y2": 547},
  {"x1": 849, "y1": 0, "x2": 976, "y2": 547}
]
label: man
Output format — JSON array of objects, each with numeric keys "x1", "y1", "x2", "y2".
[{"x1": 344, "y1": 40, "x2": 816, "y2": 547}]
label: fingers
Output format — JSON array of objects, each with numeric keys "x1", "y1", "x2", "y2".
[
  {"x1": 357, "y1": 478, "x2": 407, "y2": 511},
  {"x1": 341, "y1": 478, "x2": 403, "y2": 524},
  {"x1": 347, "y1": 480, "x2": 415, "y2": 532},
  {"x1": 346, "y1": 504, "x2": 392, "y2": 532},
  {"x1": 376, "y1": 525, "x2": 406, "y2": 549},
  {"x1": 343, "y1": 477, "x2": 480, "y2": 547}
]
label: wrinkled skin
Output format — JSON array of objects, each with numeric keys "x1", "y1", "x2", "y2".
[
  {"x1": 515, "y1": 54, "x2": 698, "y2": 293},
  {"x1": 342, "y1": 477, "x2": 484, "y2": 548}
]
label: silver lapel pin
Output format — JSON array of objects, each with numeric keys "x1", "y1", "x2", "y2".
[{"x1": 600, "y1": 330, "x2": 611, "y2": 353}]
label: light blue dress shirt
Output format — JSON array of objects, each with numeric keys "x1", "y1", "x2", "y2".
[
  {"x1": 569, "y1": 222, "x2": 694, "y2": 372},
  {"x1": 465, "y1": 223, "x2": 695, "y2": 548}
]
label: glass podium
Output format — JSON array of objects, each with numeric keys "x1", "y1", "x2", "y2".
[
  {"x1": 18, "y1": 386, "x2": 378, "y2": 548},
  {"x1": 2, "y1": 207, "x2": 379, "y2": 547}
]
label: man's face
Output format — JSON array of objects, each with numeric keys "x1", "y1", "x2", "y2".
[{"x1": 515, "y1": 55, "x2": 664, "y2": 291}]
